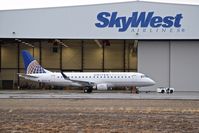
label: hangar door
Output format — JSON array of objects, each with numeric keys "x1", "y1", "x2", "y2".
[
  {"x1": 170, "y1": 41, "x2": 199, "y2": 91},
  {"x1": 138, "y1": 41, "x2": 199, "y2": 91},
  {"x1": 138, "y1": 41, "x2": 170, "y2": 91}
]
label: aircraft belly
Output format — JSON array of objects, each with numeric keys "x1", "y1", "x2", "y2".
[
  {"x1": 46, "y1": 81, "x2": 82, "y2": 87},
  {"x1": 97, "y1": 81, "x2": 134, "y2": 87},
  {"x1": 105, "y1": 81, "x2": 143, "y2": 87}
]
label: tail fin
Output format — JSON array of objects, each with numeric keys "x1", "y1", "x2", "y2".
[{"x1": 22, "y1": 50, "x2": 50, "y2": 74}]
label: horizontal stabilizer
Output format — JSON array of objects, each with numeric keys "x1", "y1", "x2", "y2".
[{"x1": 18, "y1": 73, "x2": 38, "y2": 79}]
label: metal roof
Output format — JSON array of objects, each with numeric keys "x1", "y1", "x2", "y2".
[{"x1": 0, "y1": 0, "x2": 199, "y2": 11}]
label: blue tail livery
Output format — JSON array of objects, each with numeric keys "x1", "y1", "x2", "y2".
[{"x1": 22, "y1": 50, "x2": 46, "y2": 74}]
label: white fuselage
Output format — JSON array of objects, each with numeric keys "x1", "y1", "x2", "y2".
[{"x1": 24, "y1": 72, "x2": 155, "y2": 88}]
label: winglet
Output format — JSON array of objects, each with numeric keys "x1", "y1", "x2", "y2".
[{"x1": 61, "y1": 71, "x2": 70, "y2": 80}]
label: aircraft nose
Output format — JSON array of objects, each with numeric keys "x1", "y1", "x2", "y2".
[{"x1": 148, "y1": 78, "x2": 156, "y2": 86}]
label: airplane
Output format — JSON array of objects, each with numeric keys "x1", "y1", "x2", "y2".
[{"x1": 19, "y1": 50, "x2": 155, "y2": 93}]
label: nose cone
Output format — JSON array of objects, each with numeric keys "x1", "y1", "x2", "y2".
[{"x1": 148, "y1": 78, "x2": 156, "y2": 86}]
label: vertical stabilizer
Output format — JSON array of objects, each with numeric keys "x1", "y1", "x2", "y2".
[{"x1": 22, "y1": 50, "x2": 50, "y2": 74}]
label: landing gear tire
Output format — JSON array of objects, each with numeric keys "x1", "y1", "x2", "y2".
[
  {"x1": 161, "y1": 90, "x2": 165, "y2": 93},
  {"x1": 170, "y1": 90, "x2": 173, "y2": 94},
  {"x1": 84, "y1": 89, "x2": 88, "y2": 93},
  {"x1": 87, "y1": 88, "x2": 93, "y2": 93},
  {"x1": 84, "y1": 87, "x2": 93, "y2": 93}
]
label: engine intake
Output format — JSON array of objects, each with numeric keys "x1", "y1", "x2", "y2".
[{"x1": 96, "y1": 84, "x2": 108, "y2": 90}]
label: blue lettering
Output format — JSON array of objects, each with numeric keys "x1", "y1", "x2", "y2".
[
  {"x1": 150, "y1": 16, "x2": 162, "y2": 27},
  {"x1": 131, "y1": 12, "x2": 153, "y2": 27},
  {"x1": 162, "y1": 16, "x2": 174, "y2": 28},
  {"x1": 95, "y1": 12, "x2": 110, "y2": 28},
  {"x1": 119, "y1": 17, "x2": 132, "y2": 32},
  {"x1": 95, "y1": 11, "x2": 183, "y2": 32},
  {"x1": 174, "y1": 14, "x2": 183, "y2": 27},
  {"x1": 109, "y1": 12, "x2": 121, "y2": 27}
]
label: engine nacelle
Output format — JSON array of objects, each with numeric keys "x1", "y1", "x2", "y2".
[{"x1": 96, "y1": 84, "x2": 108, "y2": 90}]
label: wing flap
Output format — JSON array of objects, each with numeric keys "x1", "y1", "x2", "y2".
[{"x1": 70, "y1": 79, "x2": 95, "y2": 87}]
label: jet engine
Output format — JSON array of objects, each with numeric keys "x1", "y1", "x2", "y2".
[{"x1": 96, "y1": 84, "x2": 108, "y2": 90}]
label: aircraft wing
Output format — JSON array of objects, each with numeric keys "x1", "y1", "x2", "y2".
[
  {"x1": 18, "y1": 73, "x2": 39, "y2": 78},
  {"x1": 61, "y1": 71, "x2": 95, "y2": 87},
  {"x1": 70, "y1": 79, "x2": 95, "y2": 87}
]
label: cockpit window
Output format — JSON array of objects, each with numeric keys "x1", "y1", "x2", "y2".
[
  {"x1": 141, "y1": 75, "x2": 146, "y2": 78},
  {"x1": 141, "y1": 75, "x2": 149, "y2": 78}
]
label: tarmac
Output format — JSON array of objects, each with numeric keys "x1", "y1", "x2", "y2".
[
  {"x1": 0, "y1": 90, "x2": 199, "y2": 99},
  {"x1": 0, "y1": 90, "x2": 199, "y2": 132}
]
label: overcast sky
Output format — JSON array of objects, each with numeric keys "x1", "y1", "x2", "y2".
[{"x1": 0, "y1": 0, "x2": 199, "y2": 10}]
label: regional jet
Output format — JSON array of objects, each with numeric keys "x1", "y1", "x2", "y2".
[{"x1": 19, "y1": 50, "x2": 155, "y2": 93}]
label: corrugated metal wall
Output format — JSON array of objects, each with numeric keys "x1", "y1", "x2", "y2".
[
  {"x1": 170, "y1": 41, "x2": 199, "y2": 91},
  {"x1": 138, "y1": 41, "x2": 199, "y2": 91},
  {"x1": 138, "y1": 41, "x2": 170, "y2": 91}
]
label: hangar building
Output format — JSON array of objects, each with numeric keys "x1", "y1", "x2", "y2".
[{"x1": 0, "y1": 1, "x2": 199, "y2": 91}]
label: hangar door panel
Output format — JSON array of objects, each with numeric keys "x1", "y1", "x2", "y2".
[
  {"x1": 138, "y1": 41, "x2": 170, "y2": 91},
  {"x1": 170, "y1": 41, "x2": 199, "y2": 91}
]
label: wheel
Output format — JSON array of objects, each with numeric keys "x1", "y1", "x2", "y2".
[
  {"x1": 84, "y1": 89, "x2": 88, "y2": 93},
  {"x1": 170, "y1": 90, "x2": 173, "y2": 94},
  {"x1": 87, "y1": 87, "x2": 93, "y2": 93},
  {"x1": 83, "y1": 87, "x2": 93, "y2": 93}
]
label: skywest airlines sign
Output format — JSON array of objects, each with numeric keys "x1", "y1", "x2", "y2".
[{"x1": 95, "y1": 11, "x2": 184, "y2": 33}]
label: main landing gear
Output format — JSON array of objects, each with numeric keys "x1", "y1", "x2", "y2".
[{"x1": 84, "y1": 87, "x2": 93, "y2": 93}]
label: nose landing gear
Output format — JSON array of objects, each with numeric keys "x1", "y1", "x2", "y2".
[{"x1": 131, "y1": 86, "x2": 139, "y2": 94}]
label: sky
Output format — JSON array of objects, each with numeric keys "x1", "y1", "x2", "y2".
[{"x1": 0, "y1": 0, "x2": 199, "y2": 10}]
